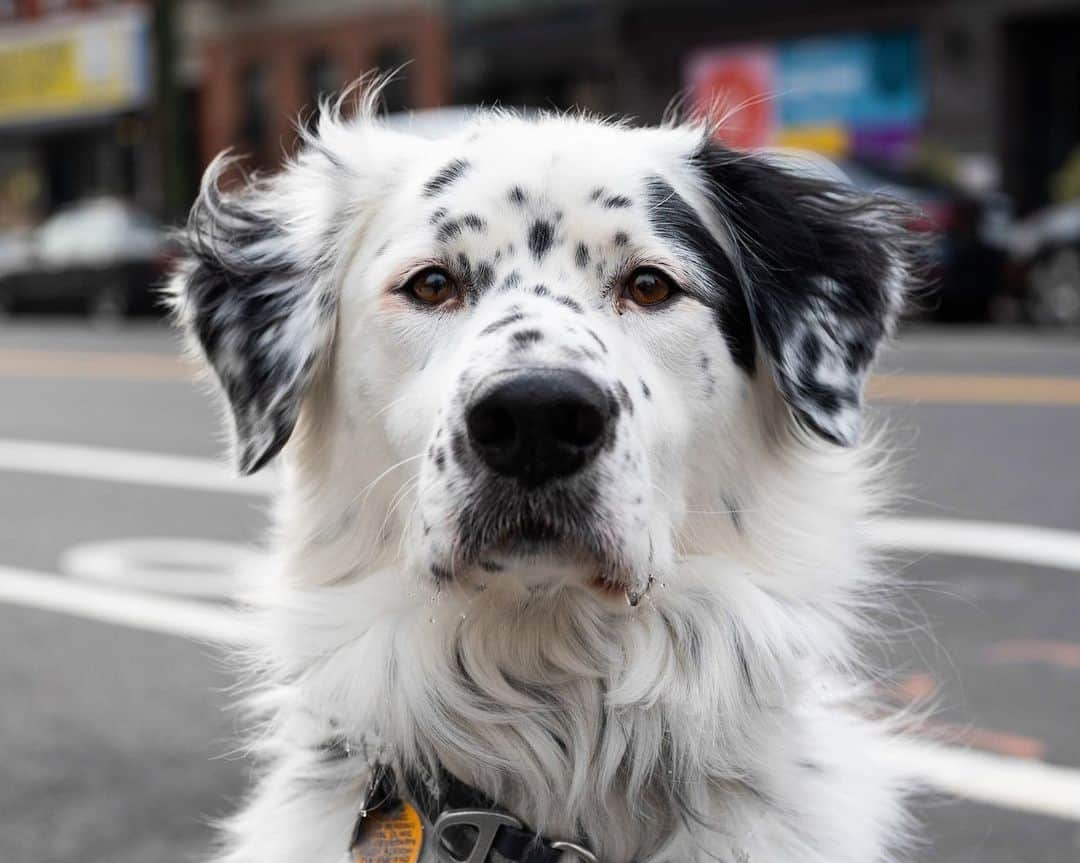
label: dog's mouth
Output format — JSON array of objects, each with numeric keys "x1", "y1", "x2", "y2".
[
  {"x1": 587, "y1": 570, "x2": 654, "y2": 606},
  {"x1": 421, "y1": 474, "x2": 657, "y2": 607},
  {"x1": 454, "y1": 513, "x2": 653, "y2": 606}
]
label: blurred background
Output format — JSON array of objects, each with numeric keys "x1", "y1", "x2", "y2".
[
  {"x1": 2, "y1": 0, "x2": 1080, "y2": 323},
  {"x1": 1, "y1": 2, "x2": 1078, "y2": 862}
]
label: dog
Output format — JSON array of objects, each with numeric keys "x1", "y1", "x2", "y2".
[{"x1": 169, "y1": 85, "x2": 919, "y2": 863}]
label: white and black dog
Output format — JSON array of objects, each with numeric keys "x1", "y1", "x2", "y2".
[{"x1": 170, "y1": 86, "x2": 920, "y2": 863}]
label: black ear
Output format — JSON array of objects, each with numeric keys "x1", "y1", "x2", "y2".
[
  {"x1": 168, "y1": 156, "x2": 339, "y2": 474},
  {"x1": 695, "y1": 144, "x2": 917, "y2": 445}
]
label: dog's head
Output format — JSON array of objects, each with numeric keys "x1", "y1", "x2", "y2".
[{"x1": 170, "y1": 95, "x2": 914, "y2": 606}]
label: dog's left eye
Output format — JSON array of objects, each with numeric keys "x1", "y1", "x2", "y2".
[
  {"x1": 406, "y1": 268, "x2": 459, "y2": 306},
  {"x1": 623, "y1": 268, "x2": 678, "y2": 308}
]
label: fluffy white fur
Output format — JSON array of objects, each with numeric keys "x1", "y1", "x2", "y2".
[{"x1": 171, "y1": 86, "x2": 917, "y2": 863}]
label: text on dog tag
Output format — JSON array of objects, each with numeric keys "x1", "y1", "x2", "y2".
[{"x1": 352, "y1": 800, "x2": 424, "y2": 863}]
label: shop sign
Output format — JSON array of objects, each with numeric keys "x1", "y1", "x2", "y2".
[
  {"x1": 687, "y1": 31, "x2": 921, "y2": 161},
  {"x1": 0, "y1": 7, "x2": 149, "y2": 128}
]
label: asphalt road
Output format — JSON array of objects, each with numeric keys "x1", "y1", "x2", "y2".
[{"x1": 1, "y1": 320, "x2": 1078, "y2": 863}]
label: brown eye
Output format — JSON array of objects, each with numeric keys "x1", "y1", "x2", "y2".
[
  {"x1": 407, "y1": 268, "x2": 458, "y2": 306},
  {"x1": 625, "y1": 268, "x2": 676, "y2": 307}
]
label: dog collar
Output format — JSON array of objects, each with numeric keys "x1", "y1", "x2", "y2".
[{"x1": 351, "y1": 767, "x2": 598, "y2": 863}]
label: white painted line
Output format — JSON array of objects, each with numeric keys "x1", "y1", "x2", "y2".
[
  {"x1": 2, "y1": 437, "x2": 1075, "y2": 573},
  {"x1": 2, "y1": 560, "x2": 1080, "y2": 820},
  {"x1": 0, "y1": 564, "x2": 244, "y2": 644},
  {"x1": 60, "y1": 537, "x2": 259, "y2": 599},
  {"x1": 0, "y1": 438, "x2": 275, "y2": 496},
  {"x1": 875, "y1": 517, "x2": 1080, "y2": 573},
  {"x1": 5, "y1": 438, "x2": 1080, "y2": 818},
  {"x1": 875, "y1": 737, "x2": 1080, "y2": 822}
]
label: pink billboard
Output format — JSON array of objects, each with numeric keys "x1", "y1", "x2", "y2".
[{"x1": 686, "y1": 46, "x2": 777, "y2": 150}]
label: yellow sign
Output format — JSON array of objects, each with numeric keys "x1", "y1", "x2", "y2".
[
  {"x1": 352, "y1": 801, "x2": 425, "y2": 863},
  {"x1": 775, "y1": 125, "x2": 851, "y2": 159},
  {"x1": 0, "y1": 8, "x2": 148, "y2": 127}
]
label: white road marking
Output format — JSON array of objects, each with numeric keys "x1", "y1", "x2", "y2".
[
  {"x1": 0, "y1": 564, "x2": 243, "y2": 644},
  {"x1": 874, "y1": 517, "x2": 1080, "y2": 573},
  {"x1": 874, "y1": 738, "x2": 1080, "y2": 822},
  {"x1": 1, "y1": 560, "x2": 1079, "y2": 822},
  {"x1": 3, "y1": 438, "x2": 1080, "y2": 819},
  {"x1": 60, "y1": 538, "x2": 259, "y2": 599},
  {"x1": 4, "y1": 438, "x2": 1080, "y2": 573},
  {"x1": 0, "y1": 438, "x2": 275, "y2": 496}
]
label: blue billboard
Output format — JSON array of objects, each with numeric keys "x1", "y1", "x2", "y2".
[{"x1": 777, "y1": 32, "x2": 921, "y2": 130}]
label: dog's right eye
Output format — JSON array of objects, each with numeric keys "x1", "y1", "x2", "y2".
[{"x1": 405, "y1": 268, "x2": 459, "y2": 306}]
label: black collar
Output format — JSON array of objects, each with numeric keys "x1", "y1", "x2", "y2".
[{"x1": 352, "y1": 766, "x2": 597, "y2": 863}]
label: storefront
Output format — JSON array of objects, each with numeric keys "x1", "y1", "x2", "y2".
[
  {"x1": 686, "y1": 31, "x2": 922, "y2": 164},
  {"x1": 620, "y1": 0, "x2": 1080, "y2": 211},
  {"x1": 451, "y1": 0, "x2": 618, "y2": 113},
  {"x1": 0, "y1": 6, "x2": 152, "y2": 228}
]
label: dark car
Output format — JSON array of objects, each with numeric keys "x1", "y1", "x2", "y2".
[
  {"x1": 1005, "y1": 201, "x2": 1080, "y2": 326},
  {"x1": 838, "y1": 161, "x2": 1012, "y2": 322},
  {"x1": 0, "y1": 198, "x2": 174, "y2": 320}
]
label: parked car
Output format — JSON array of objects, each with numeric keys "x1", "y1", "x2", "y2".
[
  {"x1": 838, "y1": 161, "x2": 1012, "y2": 322},
  {"x1": 1005, "y1": 200, "x2": 1080, "y2": 326},
  {"x1": 0, "y1": 228, "x2": 34, "y2": 315},
  {"x1": 0, "y1": 197, "x2": 174, "y2": 319}
]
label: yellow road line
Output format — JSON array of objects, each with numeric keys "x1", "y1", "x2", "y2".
[
  {"x1": 0, "y1": 348, "x2": 196, "y2": 381},
  {"x1": 868, "y1": 374, "x2": 1080, "y2": 405},
  {"x1": 2, "y1": 348, "x2": 1080, "y2": 405}
]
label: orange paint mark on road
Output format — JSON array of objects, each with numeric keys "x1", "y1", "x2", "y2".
[
  {"x1": 894, "y1": 672, "x2": 938, "y2": 704},
  {"x1": 985, "y1": 640, "x2": 1080, "y2": 670},
  {"x1": 886, "y1": 672, "x2": 1048, "y2": 760},
  {"x1": 0, "y1": 348, "x2": 196, "y2": 381},
  {"x1": 913, "y1": 721, "x2": 1048, "y2": 761},
  {"x1": 867, "y1": 374, "x2": 1080, "y2": 406}
]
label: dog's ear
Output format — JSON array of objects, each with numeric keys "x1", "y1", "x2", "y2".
[
  {"x1": 169, "y1": 153, "x2": 343, "y2": 475},
  {"x1": 168, "y1": 115, "x2": 414, "y2": 474},
  {"x1": 695, "y1": 144, "x2": 917, "y2": 446}
]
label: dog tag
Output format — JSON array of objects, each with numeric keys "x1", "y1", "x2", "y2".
[{"x1": 352, "y1": 800, "x2": 425, "y2": 863}]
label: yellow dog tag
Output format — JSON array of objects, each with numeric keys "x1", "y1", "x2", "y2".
[{"x1": 352, "y1": 800, "x2": 424, "y2": 863}]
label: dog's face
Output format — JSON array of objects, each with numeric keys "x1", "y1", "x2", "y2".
[
  {"x1": 172, "y1": 106, "x2": 912, "y2": 605},
  {"x1": 339, "y1": 123, "x2": 748, "y2": 603}
]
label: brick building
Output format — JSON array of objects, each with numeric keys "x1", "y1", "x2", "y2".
[{"x1": 187, "y1": 0, "x2": 449, "y2": 173}]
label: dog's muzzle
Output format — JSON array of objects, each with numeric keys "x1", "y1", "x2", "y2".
[{"x1": 465, "y1": 369, "x2": 609, "y2": 487}]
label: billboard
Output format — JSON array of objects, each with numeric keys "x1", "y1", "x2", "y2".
[
  {"x1": 685, "y1": 46, "x2": 776, "y2": 150},
  {"x1": 687, "y1": 31, "x2": 922, "y2": 161},
  {"x1": 0, "y1": 7, "x2": 150, "y2": 129}
]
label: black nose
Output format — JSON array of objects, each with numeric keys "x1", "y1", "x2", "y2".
[{"x1": 465, "y1": 370, "x2": 610, "y2": 486}]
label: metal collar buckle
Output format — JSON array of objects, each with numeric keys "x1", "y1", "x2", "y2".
[
  {"x1": 432, "y1": 809, "x2": 523, "y2": 863},
  {"x1": 430, "y1": 808, "x2": 598, "y2": 863},
  {"x1": 550, "y1": 840, "x2": 598, "y2": 863}
]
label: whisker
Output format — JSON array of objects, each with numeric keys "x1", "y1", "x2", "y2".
[{"x1": 344, "y1": 452, "x2": 425, "y2": 511}]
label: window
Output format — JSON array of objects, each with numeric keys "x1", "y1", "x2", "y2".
[
  {"x1": 238, "y1": 62, "x2": 269, "y2": 165},
  {"x1": 305, "y1": 52, "x2": 339, "y2": 106},
  {"x1": 304, "y1": 52, "x2": 339, "y2": 129},
  {"x1": 373, "y1": 45, "x2": 412, "y2": 113}
]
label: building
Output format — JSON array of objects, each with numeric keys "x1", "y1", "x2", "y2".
[
  {"x1": 0, "y1": 1, "x2": 154, "y2": 228},
  {"x1": 187, "y1": 0, "x2": 450, "y2": 174},
  {"x1": 614, "y1": 0, "x2": 1080, "y2": 212},
  {"x1": 0, "y1": 0, "x2": 452, "y2": 229},
  {"x1": 454, "y1": 0, "x2": 1080, "y2": 213},
  {"x1": 451, "y1": 0, "x2": 620, "y2": 113},
  {"x1": 5, "y1": 0, "x2": 1075, "y2": 225}
]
